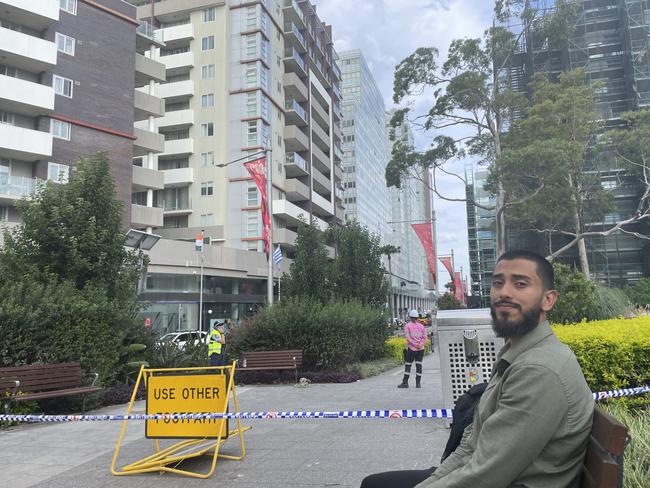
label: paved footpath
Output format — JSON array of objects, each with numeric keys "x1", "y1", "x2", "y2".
[{"x1": 0, "y1": 350, "x2": 449, "y2": 488}]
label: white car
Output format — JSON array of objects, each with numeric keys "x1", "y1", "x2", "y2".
[{"x1": 158, "y1": 331, "x2": 208, "y2": 348}]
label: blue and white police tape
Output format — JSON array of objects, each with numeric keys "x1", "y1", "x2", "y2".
[
  {"x1": 0, "y1": 409, "x2": 453, "y2": 423},
  {"x1": 1, "y1": 385, "x2": 647, "y2": 424}
]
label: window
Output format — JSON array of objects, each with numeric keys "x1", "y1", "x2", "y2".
[
  {"x1": 0, "y1": 111, "x2": 15, "y2": 125},
  {"x1": 245, "y1": 66, "x2": 257, "y2": 87},
  {"x1": 247, "y1": 211, "x2": 258, "y2": 236},
  {"x1": 47, "y1": 162, "x2": 70, "y2": 184},
  {"x1": 245, "y1": 6, "x2": 257, "y2": 29},
  {"x1": 245, "y1": 35, "x2": 257, "y2": 58},
  {"x1": 200, "y1": 213, "x2": 214, "y2": 226},
  {"x1": 0, "y1": 206, "x2": 7, "y2": 222},
  {"x1": 246, "y1": 241, "x2": 258, "y2": 251},
  {"x1": 247, "y1": 182, "x2": 258, "y2": 206},
  {"x1": 201, "y1": 64, "x2": 215, "y2": 79},
  {"x1": 260, "y1": 94, "x2": 269, "y2": 120},
  {"x1": 55, "y1": 32, "x2": 75, "y2": 55},
  {"x1": 60, "y1": 0, "x2": 76, "y2": 15},
  {"x1": 51, "y1": 119, "x2": 71, "y2": 140},
  {"x1": 53, "y1": 75, "x2": 73, "y2": 98},
  {"x1": 0, "y1": 64, "x2": 17, "y2": 77},
  {"x1": 201, "y1": 36, "x2": 214, "y2": 51},
  {"x1": 247, "y1": 121, "x2": 258, "y2": 146},
  {"x1": 201, "y1": 7, "x2": 216, "y2": 22},
  {"x1": 277, "y1": 135, "x2": 282, "y2": 147},
  {"x1": 200, "y1": 152, "x2": 214, "y2": 167},
  {"x1": 201, "y1": 93, "x2": 214, "y2": 108},
  {"x1": 201, "y1": 181, "x2": 214, "y2": 196},
  {"x1": 201, "y1": 122, "x2": 214, "y2": 137},
  {"x1": 246, "y1": 92, "x2": 257, "y2": 116}
]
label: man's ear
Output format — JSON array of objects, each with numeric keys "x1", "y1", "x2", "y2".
[{"x1": 542, "y1": 289, "x2": 558, "y2": 312}]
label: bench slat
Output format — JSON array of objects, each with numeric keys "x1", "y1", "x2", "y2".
[
  {"x1": 590, "y1": 407, "x2": 628, "y2": 456},
  {"x1": 14, "y1": 386, "x2": 102, "y2": 402},
  {"x1": 238, "y1": 349, "x2": 303, "y2": 372}
]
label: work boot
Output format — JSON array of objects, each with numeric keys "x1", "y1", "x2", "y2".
[
  {"x1": 397, "y1": 382, "x2": 409, "y2": 388},
  {"x1": 416, "y1": 380, "x2": 421, "y2": 389}
]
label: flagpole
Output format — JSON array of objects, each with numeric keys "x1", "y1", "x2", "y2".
[
  {"x1": 266, "y1": 147, "x2": 274, "y2": 305},
  {"x1": 199, "y1": 229, "x2": 204, "y2": 333}
]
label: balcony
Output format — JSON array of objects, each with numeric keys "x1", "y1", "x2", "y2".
[
  {"x1": 283, "y1": 0, "x2": 305, "y2": 29},
  {"x1": 333, "y1": 123, "x2": 342, "y2": 142},
  {"x1": 284, "y1": 99, "x2": 308, "y2": 126},
  {"x1": 133, "y1": 90, "x2": 165, "y2": 121},
  {"x1": 131, "y1": 204, "x2": 164, "y2": 229},
  {"x1": 157, "y1": 79, "x2": 194, "y2": 102},
  {"x1": 134, "y1": 0, "x2": 222, "y2": 23},
  {"x1": 332, "y1": 63, "x2": 341, "y2": 81},
  {"x1": 284, "y1": 48, "x2": 306, "y2": 77},
  {"x1": 0, "y1": 1, "x2": 59, "y2": 30},
  {"x1": 333, "y1": 145, "x2": 342, "y2": 162},
  {"x1": 311, "y1": 191, "x2": 334, "y2": 218},
  {"x1": 272, "y1": 199, "x2": 328, "y2": 231},
  {"x1": 132, "y1": 165, "x2": 164, "y2": 192},
  {"x1": 310, "y1": 101, "x2": 330, "y2": 132},
  {"x1": 0, "y1": 28, "x2": 56, "y2": 73},
  {"x1": 0, "y1": 124, "x2": 51, "y2": 161},
  {"x1": 163, "y1": 167, "x2": 194, "y2": 187},
  {"x1": 136, "y1": 21, "x2": 164, "y2": 53},
  {"x1": 284, "y1": 178, "x2": 309, "y2": 202},
  {"x1": 312, "y1": 122, "x2": 330, "y2": 153},
  {"x1": 274, "y1": 227, "x2": 298, "y2": 249},
  {"x1": 0, "y1": 75, "x2": 54, "y2": 116},
  {"x1": 284, "y1": 23, "x2": 306, "y2": 53},
  {"x1": 163, "y1": 197, "x2": 193, "y2": 216},
  {"x1": 332, "y1": 82, "x2": 341, "y2": 100},
  {"x1": 284, "y1": 126, "x2": 309, "y2": 152},
  {"x1": 332, "y1": 103, "x2": 342, "y2": 121},
  {"x1": 160, "y1": 138, "x2": 193, "y2": 158},
  {"x1": 135, "y1": 53, "x2": 166, "y2": 86},
  {"x1": 0, "y1": 174, "x2": 37, "y2": 203},
  {"x1": 311, "y1": 144, "x2": 330, "y2": 175},
  {"x1": 284, "y1": 152, "x2": 308, "y2": 177},
  {"x1": 158, "y1": 23, "x2": 193, "y2": 47},
  {"x1": 334, "y1": 164, "x2": 343, "y2": 181},
  {"x1": 312, "y1": 167, "x2": 331, "y2": 195},
  {"x1": 335, "y1": 185, "x2": 344, "y2": 201},
  {"x1": 133, "y1": 128, "x2": 165, "y2": 156},
  {"x1": 162, "y1": 51, "x2": 194, "y2": 75},
  {"x1": 283, "y1": 72, "x2": 307, "y2": 102},
  {"x1": 157, "y1": 109, "x2": 194, "y2": 130}
]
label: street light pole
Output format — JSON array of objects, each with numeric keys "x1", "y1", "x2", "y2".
[{"x1": 266, "y1": 147, "x2": 274, "y2": 305}]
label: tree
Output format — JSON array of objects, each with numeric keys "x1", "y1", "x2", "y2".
[
  {"x1": 493, "y1": 70, "x2": 613, "y2": 275},
  {"x1": 282, "y1": 221, "x2": 331, "y2": 303},
  {"x1": 437, "y1": 292, "x2": 464, "y2": 310},
  {"x1": 626, "y1": 277, "x2": 650, "y2": 307},
  {"x1": 380, "y1": 244, "x2": 401, "y2": 318},
  {"x1": 328, "y1": 221, "x2": 389, "y2": 307},
  {"x1": 386, "y1": 1, "x2": 576, "y2": 257},
  {"x1": 0, "y1": 153, "x2": 144, "y2": 383}
]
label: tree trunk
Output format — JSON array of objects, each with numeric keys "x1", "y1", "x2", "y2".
[
  {"x1": 568, "y1": 174, "x2": 590, "y2": 277},
  {"x1": 496, "y1": 185, "x2": 507, "y2": 257}
]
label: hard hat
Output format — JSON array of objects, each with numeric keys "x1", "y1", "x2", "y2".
[{"x1": 408, "y1": 309, "x2": 419, "y2": 319}]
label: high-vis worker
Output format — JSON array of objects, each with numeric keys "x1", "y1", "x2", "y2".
[{"x1": 208, "y1": 320, "x2": 226, "y2": 367}]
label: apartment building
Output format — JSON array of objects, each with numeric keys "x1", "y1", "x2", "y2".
[
  {"x1": 0, "y1": 0, "x2": 151, "y2": 233},
  {"x1": 126, "y1": 0, "x2": 343, "y2": 331},
  {"x1": 386, "y1": 110, "x2": 436, "y2": 315}
]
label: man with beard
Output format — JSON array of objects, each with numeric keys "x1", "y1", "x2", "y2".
[{"x1": 360, "y1": 250, "x2": 594, "y2": 488}]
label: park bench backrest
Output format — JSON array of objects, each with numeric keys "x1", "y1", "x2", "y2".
[
  {"x1": 0, "y1": 363, "x2": 84, "y2": 394},
  {"x1": 581, "y1": 405, "x2": 629, "y2": 488},
  {"x1": 240, "y1": 350, "x2": 303, "y2": 369}
]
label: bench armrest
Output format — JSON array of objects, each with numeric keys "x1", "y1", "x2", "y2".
[{"x1": 83, "y1": 372, "x2": 99, "y2": 387}]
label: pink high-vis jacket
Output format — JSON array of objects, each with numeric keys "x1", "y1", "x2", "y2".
[{"x1": 404, "y1": 320, "x2": 427, "y2": 351}]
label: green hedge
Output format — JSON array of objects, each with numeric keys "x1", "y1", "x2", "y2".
[
  {"x1": 228, "y1": 297, "x2": 389, "y2": 370},
  {"x1": 553, "y1": 317, "x2": 650, "y2": 396},
  {"x1": 384, "y1": 337, "x2": 431, "y2": 362}
]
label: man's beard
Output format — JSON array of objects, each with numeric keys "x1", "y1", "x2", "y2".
[{"x1": 490, "y1": 300, "x2": 542, "y2": 338}]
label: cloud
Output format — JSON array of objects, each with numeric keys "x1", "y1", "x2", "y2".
[{"x1": 313, "y1": 0, "x2": 494, "y2": 292}]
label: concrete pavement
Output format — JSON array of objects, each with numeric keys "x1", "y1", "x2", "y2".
[{"x1": 0, "y1": 350, "x2": 449, "y2": 488}]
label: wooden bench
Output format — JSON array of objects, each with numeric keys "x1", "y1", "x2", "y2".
[
  {"x1": 1, "y1": 362, "x2": 102, "y2": 416},
  {"x1": 237, "y1": 349, "x2": 303, "y2": 382},
  {"x1": 581, "y1": 405, "x2": 629, "y2": 488}
]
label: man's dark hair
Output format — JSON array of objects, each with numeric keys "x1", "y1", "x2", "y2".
[{"x1": 496, "y1": 250, "x2": 554, "y2": 291}]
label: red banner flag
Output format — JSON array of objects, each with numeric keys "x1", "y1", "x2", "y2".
[
  {"x1": 411, "y1": 223, "x2": 436, "y2": 285},
  {"x1": 453, "y1": 271, "x2": 464, "y2": 303},
  {"x1": 244, "y1": 158, "x2": 271, "y2": 255},
  {"x1": 439, "y1": 256, "x2": 454, "y2": 283}
]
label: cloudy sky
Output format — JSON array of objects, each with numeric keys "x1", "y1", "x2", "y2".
[{"x1": 313, "y1": 0, "x2": 494, "y2": 291}]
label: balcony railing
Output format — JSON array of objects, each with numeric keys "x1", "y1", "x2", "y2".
[
  {"x1": 137, "y1": 21, "x2": 163, "y2": 42},
  {"x1": 284, "y1": 48, "x2": 305, "y2": 71},
  {"x1": 163, "y1": 198, "x2": 192, "y2": 212},
  {"x1": 287, "y1": 23, "x2": 305, "y2": 48},
  {"x1": 285, "y1": 152, "x2": 307, "y2": 172},
  {"x1": 285, "y1": 99, "x2": 307, "y2": 121},
  {"x1": 0, "y1": 175, "x2": 37, "y2": 199}
]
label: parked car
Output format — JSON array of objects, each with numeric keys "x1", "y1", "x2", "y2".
[{"x1": 157, "y1": 331, "x2": 208, "y2": 348}]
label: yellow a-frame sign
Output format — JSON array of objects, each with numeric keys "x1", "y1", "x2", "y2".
[{"x1": 110, "y1": 363, "x2": 247, "y2": 479}]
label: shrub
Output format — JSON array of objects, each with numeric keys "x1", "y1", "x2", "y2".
[
  {"x1": 626, "y1": 277, "x2": 650, "y2": 307},
  {"x1": 592, "y1": 285, "x2": 633, "y2": 320},
  {"x1": 235, "y1": 369, "x2": 360, "y2": 385},
  {"x1": 228, "y1": 297, "x2": 388, "y2": 370},
  {"x1": 384, "y1": 337, "x2": 430, "y2": 362},
  {"x1": 553, "y1": 317, "x2": 650, "y2": 396},
  {"x1": 100, "y1": 383, "x2": 146, "y2": 407},
  {"x1": 437, "y1": 292, "x2": 463, "y2": 310},
  {"x1": 549, "y1": 262, "x2": 599, "y2": 323}
]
